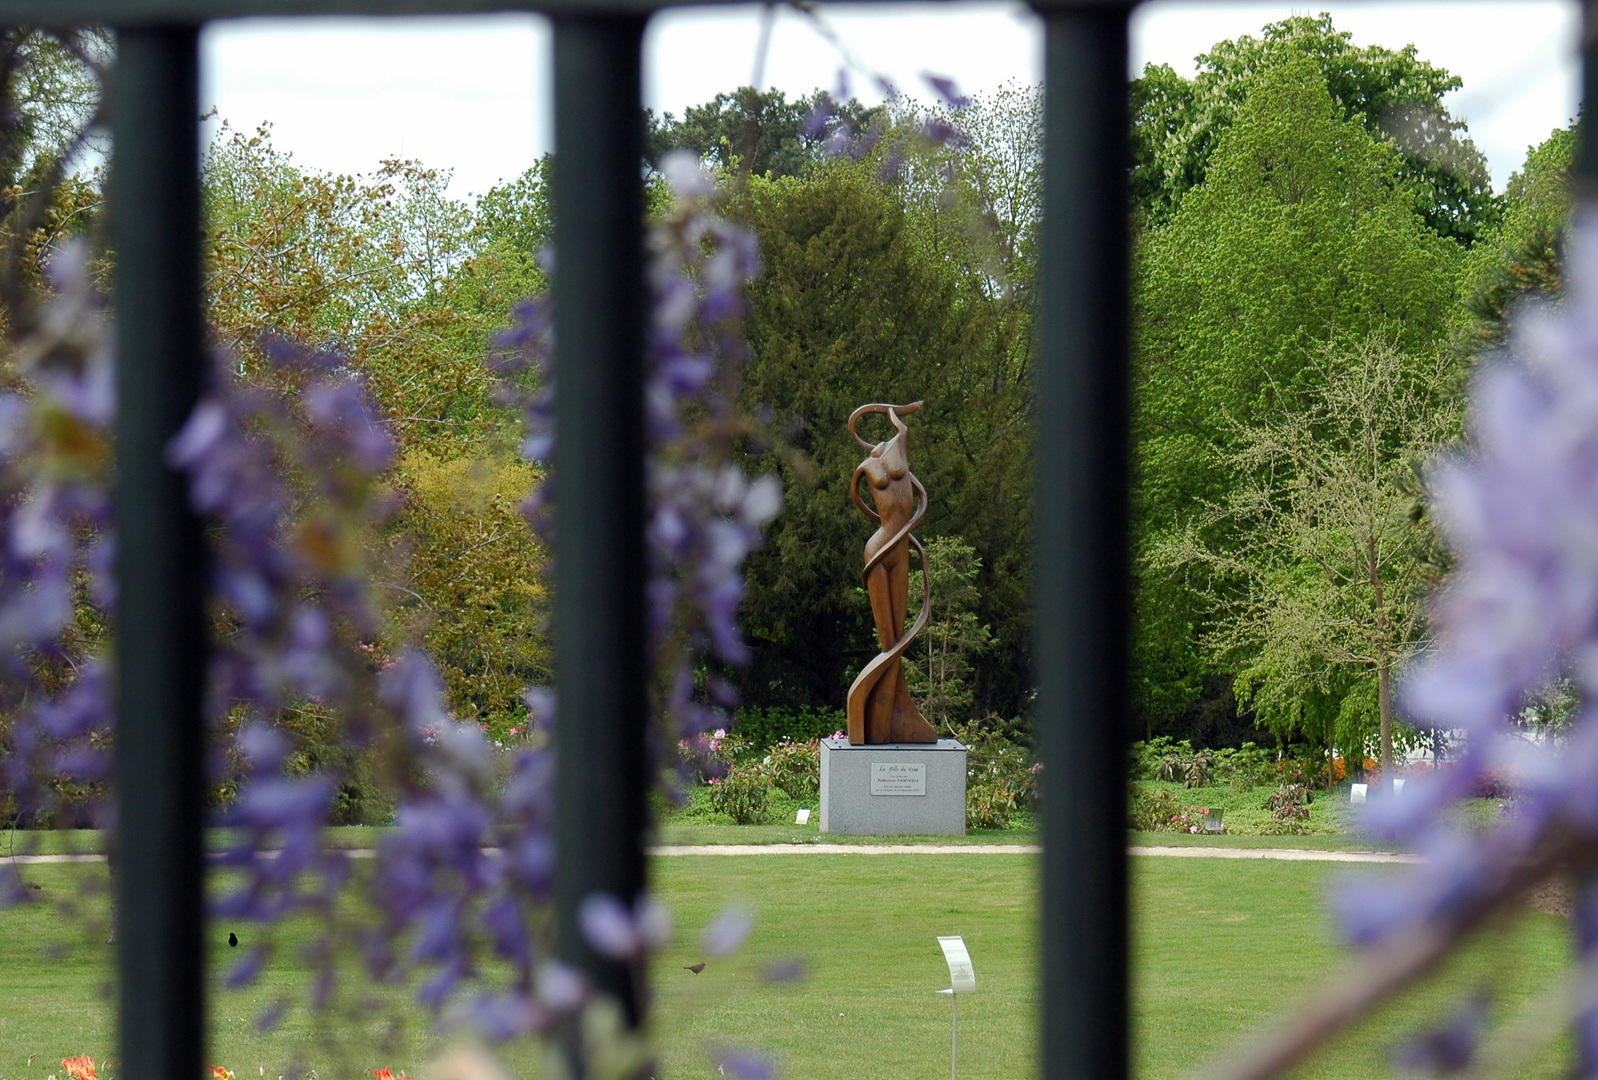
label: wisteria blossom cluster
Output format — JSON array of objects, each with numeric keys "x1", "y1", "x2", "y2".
[
  {"x1": 796, "y1": 67, "x2": 975, "y2": 177},
  {"x1": 0, "y1": 242, "x2": 115, "y2": 871},
  {"x1": 495, "y1": 150, "x2": 781, "y2": 771},
  {"x1": 167, "y1": 335, "x2": 557, "y2": 1037},
  {"x1": 1226, "y1": 209, "x2": 1598, "y2": 1078}
]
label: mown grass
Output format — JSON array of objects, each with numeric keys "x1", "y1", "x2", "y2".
[
  {"x1": 1133, "y1": 858, "x2": 1571, "y2": 1079},
  {"x1": 0, "y1": 851, "x2": 1575, "y2": 1079}
]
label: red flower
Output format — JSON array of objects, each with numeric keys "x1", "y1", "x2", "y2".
[{"x1": 62, "y1": 1056, "x2": 97, "y2": 1080}]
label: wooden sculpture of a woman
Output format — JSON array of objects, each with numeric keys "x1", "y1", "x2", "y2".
[{"x1": 846, "y1": 402, "x2": 938, "y2": 744}]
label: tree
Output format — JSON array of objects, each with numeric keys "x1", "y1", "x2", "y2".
[
  {"x1": 731, "y1": 157, "x2": 1033, "y2": 717},
  {"x1": 904, "y1": 536, "x2": 993, "y2": 731},
  {"x1": 1131, "y1": 14, "x2": 1498, "y2": 244},
  {"x1": 1154, "y1": 335, "x2": 1453, "y2": 782},
  {"x1": 646, "y1": 86, "x2": 880, "y2": 180},
  {"x1": 382, "y1": 451, "x2": 551, "y2": 730},
  {"x1": 1455, "y1": 124, "x2": 1575, "y2": 352},
  {"x1": 0, "y1": 28, "x2": 107, "y2": 337},
  {"x1": 1133, "y1": 56, "x2": 1461, "y2": 739},
  {"x1": 201, "y1": 126, "x2": 557, "y2": 725}
]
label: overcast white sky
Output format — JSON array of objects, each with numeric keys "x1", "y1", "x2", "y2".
[{"x1": 198, "y1": 1, "x2": 1579, "y2": 200}]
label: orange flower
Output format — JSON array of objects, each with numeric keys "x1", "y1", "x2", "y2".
[
  {"x1": 62, "y1": 1056, "x2": 97, "y2": 1080},
  {"x1": 372, "y1": 1069, "x2": 407, "y2": 1080},
  {"x1": 208, "y1": 1067, "x2": 234, "y2": 1080}
]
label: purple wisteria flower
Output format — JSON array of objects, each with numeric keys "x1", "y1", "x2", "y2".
[
  {"x1": 0, "y1": 241, "x2": 116, "y2": 843},
  {"x1": 496, "y1": 149, "x2": 782, "y2": 764}
]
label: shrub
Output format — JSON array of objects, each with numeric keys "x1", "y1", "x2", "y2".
[
  {"x1": 1131, "y1": 737, "x2": 1194, "y2": 780},
  {"x1": 732, "y1": 705, "x2": 845, "y2": 755},
  {"x1": 1182, "y1": 751, "x2": 1214, "y2": 788},
  {"x1": 1273, "y1": 759, "x2": 1311, "y2": 788},
  {"x1": 1212, "y1": 742, "x2": 1274, "y2": 790},
  {"x1": 707, "y1": 763, "x2": 770, "y2": 824},
  {"x1": 1128, "y1": 785, "x2": 1215, "y2": 833},
  {"x1": 1261, "y1": 812, "x2": 1311, "y2": 835},
  {"x1": 1265, "y1": 783, "x2": 1313, "y2": 811},
  {"x1": 951, "y1": 717, "x2": 1039, "y2": 809},
  {"x1": 1129, "y1": 785, "x2": 1183, "y2": 831},
  {"x1": 679, "y1": 727, "x2": 739, "y2": 783},
  {"x1": 967, "y1": 778, "x2": 1018, "y2": 830},
  {"x1": 1261, "y1": 783, "x2": 1313, "y2": 833},
  {"x1": 763, "y1": 738, "x2": 820, "y2": 800},
  {"x1": 1471, "y1": 770, "x2": 1518, "y2": 798}
]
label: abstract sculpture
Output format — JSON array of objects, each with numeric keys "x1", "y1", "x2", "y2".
[{"x1": 846, "y1": 402, "x2": 938, "y2": 744}]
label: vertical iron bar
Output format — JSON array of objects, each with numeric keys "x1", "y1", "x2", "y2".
[
  {"x1": 110, "y1": 26, "x2": 207, "y2": 1080},
  {"x1": 1582, "y1": 0, "x2": 1598, "y2": 182},
  {"x1": 551, "y1": 14, "x2": 649, "y2": 1024},
  {"x1": 1034, "y1": 6, "x2": 1132, "y2": 1080}
]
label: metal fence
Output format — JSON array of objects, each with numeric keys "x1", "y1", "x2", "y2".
[{"x1": 0, "y1": 1, "x2": 1564, "y2": 1078}]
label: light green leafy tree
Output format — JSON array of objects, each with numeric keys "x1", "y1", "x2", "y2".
[
  {"x1": 1130, "y1": 13, "x2": 1497, "y2": 244},
  {"x1": 381, "y1": 451, "x2": 551, "y2": 730},
  {"x1": 1152, "y1": 335, "x2": 1454, "y2": 780},
  {"x1": 1454, "y1": 124, "x2": 1575, "y2": 353},
  {"x1": 1132, "y1": 55, "x2": 1461, "y2": 738},
  {"x1": 904, "y1": 536, "x2": 993, "y2": 730}
]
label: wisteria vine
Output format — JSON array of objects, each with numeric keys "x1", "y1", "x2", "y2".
[{"x1": 0, "y1": 153, "x2": 779, "y2": 1069}]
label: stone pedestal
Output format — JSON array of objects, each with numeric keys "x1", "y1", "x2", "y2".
[{"x1": 819, "y1": 737, "x2": 967, "y2": 835}]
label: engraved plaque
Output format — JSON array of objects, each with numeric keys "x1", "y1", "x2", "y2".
[{"x1": 871, "y1": 762, "x2": 926, "y2": 796}]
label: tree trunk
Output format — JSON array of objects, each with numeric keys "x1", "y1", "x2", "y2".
[
  {"x1": 1368, "y1": 534, "x2": 1394, "y2": 790},
  {"x1": 1378, "y1": 654, "x2": 1393, "y2": 790}
]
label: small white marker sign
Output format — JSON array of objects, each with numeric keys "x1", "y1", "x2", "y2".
[
  {"x1": 1350, "y1": 784, "x2": 1367, "y2": 805},
  {"x1": 871, "y1": 762, "x2": 926, "y2": 796},
  {"x1": 938, "y1": 935, "x2": 976, "y2": 994},
  {"x1": 796, "y1": 808, "x2": 811, "y2": 825}
]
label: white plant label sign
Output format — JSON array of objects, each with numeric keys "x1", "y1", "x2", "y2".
[
  {"x1": 871, "y1": 762, "x2": 926, "y2": 795},
  {"x1": 938, "y1": 935, "x2": 976, "y2": 993}
]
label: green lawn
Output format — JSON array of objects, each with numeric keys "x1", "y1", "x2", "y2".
[{"x1": 0, "y1": 851, "x2": 1572, "y2": 1078}]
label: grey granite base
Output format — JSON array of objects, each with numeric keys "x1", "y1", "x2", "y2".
[{"x1": 819, "y1": 738, "x2": 967, "y2": 835}]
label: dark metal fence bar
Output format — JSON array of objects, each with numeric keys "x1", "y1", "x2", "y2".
[
  {"x1": 1034, "y1": 5, "x2": 1132, "y2": 1080},
  {"x1": 110, "y1": 25, "x2": 209, "y2": 1080},
  {"x1": 1583, "y1": 3, "x2": 1598, "y2": 182},
  {"x1": 550, "y1": 13, "x2": 650, "y2": 1026}
]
